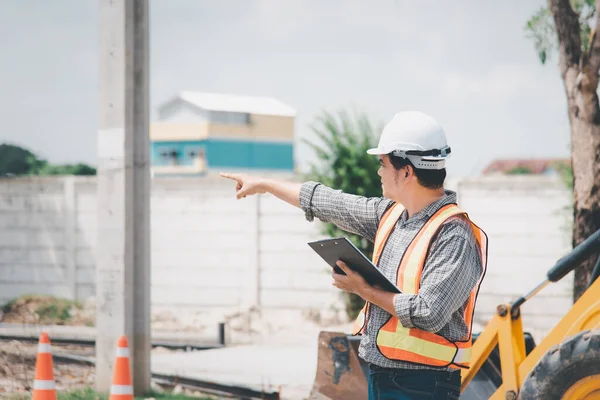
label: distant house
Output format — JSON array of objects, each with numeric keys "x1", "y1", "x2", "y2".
[
  {"x1": 150, "y1": 92, "x2": 296, "y2": 177},
  {"x1": 482, "y1": 158, "x2": 571, "y2": 176}
]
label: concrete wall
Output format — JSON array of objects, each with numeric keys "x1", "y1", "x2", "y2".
[
  {"x1": 0, "y1": 176, "x2": 332, "y2": 313},
  {"x1": 455, "y1": 175, "x2": 573, "y2": 338},
  {"x1": 0, "y1": 178, "x2": 80, "y2": 302},
  {"x1": 0, "y1": 175, "x2": 575, "y2": 337}
]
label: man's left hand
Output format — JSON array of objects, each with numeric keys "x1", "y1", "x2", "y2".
[{"x1": 332, "y1": 261, "x2": 370, "y2": 297}]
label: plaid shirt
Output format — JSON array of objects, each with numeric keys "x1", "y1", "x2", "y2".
[{"x1": 299, "y1": 182, "x2": 483, "y2": 371}]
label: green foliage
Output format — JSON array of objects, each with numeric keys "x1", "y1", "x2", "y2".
[
  {"x1": 525, "y1": 0, "x2": 596, "y2": 64},
  {"x1": 552, "y1": 161, "x2": 575, "y2": 191},
  {"x1": 0, "y1": 143, "x2": 95, "y2": 176},
  {"x1": 303, "y1": 110, "x2": 383, "y2": 319},
  {"x1": 525, "y1": 6, "x2": 556, "y2": 64},
  {"x1": 57, "y1": 387, "x2": 105, "y2": 400},
  {"x1": 35, "y1": 300, "x2": 80, "y2": 323},
  {"x1": 31, "y1": 388, "x2": 211, "y2": 400},
  {"x1": 0, "y1": 144, "x2": 38, "y2": 176},
  {"x1": 27, "y1": 157, "x2": 97, "y2": 176},
  {"x1": 1, "y1": 294, "x2": 83, "y2": 325},
  {"x1": 7, "y1": 386, "x2": 212, "y2": 399},
  {"x1": 552, "y1": 162, "x2": 575, "y2": 245},
  {"x1": 575, "y1": 0, "x2": 597, "y2": 50},
  {"x1": 506, "y1": 166, "x2": 533, "y2": 175}
]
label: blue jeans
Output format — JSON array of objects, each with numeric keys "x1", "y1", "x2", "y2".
[{"x1": 368, "y1": 364, "x2": 462, "y2": 400}]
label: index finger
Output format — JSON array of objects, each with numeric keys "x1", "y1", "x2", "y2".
[{"x1": 220, "y1": 172, "x2": 240, "y2": 181}]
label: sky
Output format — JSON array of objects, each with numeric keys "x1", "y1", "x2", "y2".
[{"x1": 0, "y1": 0, "x2": 571, "y2": 177}]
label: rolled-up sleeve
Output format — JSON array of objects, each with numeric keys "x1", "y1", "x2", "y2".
[
  {"x1": 299, "y1": 181, "x2": 393, "y2": 243},
  {"x1": 393, "y1": 217, "x2": 483, "y2": 333}
]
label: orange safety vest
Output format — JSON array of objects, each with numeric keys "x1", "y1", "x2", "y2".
[{"x1": 352, "y1": 202, "x2": 488, "y2": 369}]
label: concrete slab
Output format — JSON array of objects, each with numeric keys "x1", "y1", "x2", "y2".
[
  {"x1": 151, "y1": 343, "x2": 319, "y2": 400},
  {"x1": 0, "y1": 323, "x2": 220, "y2": 345}
]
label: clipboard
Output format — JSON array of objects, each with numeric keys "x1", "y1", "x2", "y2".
[{"x1": 308, "y1": 237, "x2": 401, "y2": 294}]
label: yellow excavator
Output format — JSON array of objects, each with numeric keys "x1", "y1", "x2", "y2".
[{"x1": 309, "y1": 228, "x2": 600, "y2": 400}]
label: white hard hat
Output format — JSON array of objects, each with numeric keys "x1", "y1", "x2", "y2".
[{"x1": 367, "y1": 111, "x2": 451, "y2": 170}]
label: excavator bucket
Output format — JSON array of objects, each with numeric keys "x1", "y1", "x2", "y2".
[{"x1": 309, "y1": 331, "x2": 368, "y2": 400}]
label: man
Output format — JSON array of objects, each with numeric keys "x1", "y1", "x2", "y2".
[{"x1": 221, "y1": 111, "x2": 487, "y2": 400}]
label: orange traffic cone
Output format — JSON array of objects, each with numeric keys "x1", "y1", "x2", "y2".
[
  {"x1": 109, "y1": 336, "x2": 134, "y2": 400},
  {"x1": 32, "y1": 332, "x2": 57, "y2": 400}
]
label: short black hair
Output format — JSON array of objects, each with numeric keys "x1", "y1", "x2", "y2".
[{"x1": 388, "y1": 153, "x2": 446, "y2": 190}]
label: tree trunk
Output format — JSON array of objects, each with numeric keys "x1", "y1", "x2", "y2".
[{"x1": 562, "y1": 66, "x2": 600, "y2": 301}]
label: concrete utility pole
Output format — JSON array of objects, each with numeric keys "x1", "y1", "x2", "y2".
[{"x1": 97, "y1": 0, "x2": 151, "y2": 394}]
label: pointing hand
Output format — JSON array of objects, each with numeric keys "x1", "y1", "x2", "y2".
[{"x1": 220, "y1": 172, "x2": 267, "y2": 199}]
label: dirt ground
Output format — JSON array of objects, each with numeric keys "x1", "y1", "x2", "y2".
[
  {"x1": 0, "y1": 295, "x2": 352, "y2": 397},
  {"x1": 0, "y1": 339, "x2": 95, "y2": 394},
  {"x1": 0, "y1": 340, "x2": 212, "y2": 398}
]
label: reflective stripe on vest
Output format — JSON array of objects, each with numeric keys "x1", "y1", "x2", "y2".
[{"x1": 352, "y1": 202, "x2": 488, "y2": 369}]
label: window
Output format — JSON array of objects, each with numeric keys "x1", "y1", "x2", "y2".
[
  {"x1": 158, "y1": 148, "x2": 180, "y2": 166},
  {"x1": 210, "y1": 111, "x2": 249, "y2": 125}
]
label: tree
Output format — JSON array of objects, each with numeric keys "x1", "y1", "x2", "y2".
[
  {"x1": 0, "y1": 143, "x2": 96, "y2": 176},
  {"x1": 0, "y1": 143, "x2": 38, "y2": 176},
  {"x1": 303, "y1": 110, "x2": 382, "y2": 319},
  {"x1": 28, "y1": 159, "x2": 96, "y2": 176},
  {"x1": 526, "y1": 0, "x2": 600, "y2": 301}
]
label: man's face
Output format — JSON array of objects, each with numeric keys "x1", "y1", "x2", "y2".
[{"x1": 378, "y1": 154, "x2": 406, "y2": 200}]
